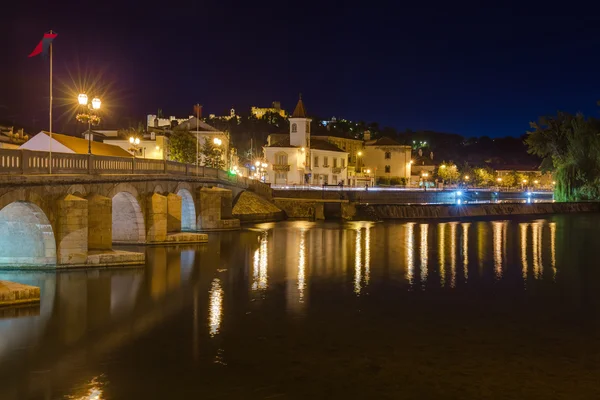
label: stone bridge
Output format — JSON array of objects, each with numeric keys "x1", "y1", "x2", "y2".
[{"x1": 0, "y1": 148, "x2": 272, "y2": 268}]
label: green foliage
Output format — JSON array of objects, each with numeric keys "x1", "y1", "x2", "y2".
[
  {"x1": 377, "y1": 177, "x2": 390, "y2": 185},
  {"x1": 437, "y1": 162, "x2": 460, "y2": 183},
  {"x1": 389, "y1": 177, "x2": 408, "y2": 186},
  {"x1": 169, "y1": 129, "x2": 197, "y2": 164},
  {"x1": 200, "y1": 139, "x2": 225, "y2": 169},
  {"x1": 473, "y1": 167, "x2": 495, "y2": 186},
  {"x1": 525, "y1": 111, "x2": 600, "y2": 201}
]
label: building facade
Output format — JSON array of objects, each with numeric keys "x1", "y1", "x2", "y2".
[
  {"x1": 263, "y1": 98, "x2": 348, "y2": 185},
  {"x1": 362, "y1": 137, "x2": 412, "y2": 182}
]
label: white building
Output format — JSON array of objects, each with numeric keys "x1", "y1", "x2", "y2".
[
  {"x1": 263, "y1": 97, "x2": 348, "y2": 185},
  {"x1": 103, "y1": 133, "x2": 169, "y2": 160},
  {"x1": 20, "y1": 131, "x2": 133, "y2": 157}
]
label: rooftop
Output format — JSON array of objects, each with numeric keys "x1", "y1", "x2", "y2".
[
  {"x1": 41, "y1": 131, "x2": 133, "y2": 157},
  {"x1": 291, "y1": 96, "x2": 307, "y2": 118},
  {"x1": 365, "y1": 137, "x2": 406, "y2": 146}
]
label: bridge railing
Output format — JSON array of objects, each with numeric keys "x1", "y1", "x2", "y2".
[{"x1": 0, "y1": 149, "x2": 271, "y2": 193}]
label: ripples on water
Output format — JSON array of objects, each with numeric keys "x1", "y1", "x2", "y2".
[{"x1": 1, "y1": 215, "x2": 600, "y2": 399}]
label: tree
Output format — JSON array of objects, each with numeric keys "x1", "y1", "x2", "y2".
[
  {"x1": 200, "y1": 139, "x2": 225, "y2": 169},
  {"x1": 437, "y1": 162, "x2": 460, "y2": 183},
  {"x1": 473, "y1": 167, "x2": 495, "y2": 186},
  {"x1": 169, "y1": 129, "x2": 197, "y2": 164},
  {"x1": 525, "y1": 111, "x2": 600, "y2": 200}
]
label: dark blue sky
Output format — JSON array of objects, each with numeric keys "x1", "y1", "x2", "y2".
[{"x1": 2, "y1": 2, "x2": 600, "y2": 137}]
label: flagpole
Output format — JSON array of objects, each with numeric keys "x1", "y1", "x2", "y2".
[
  {"x1": 196, "y1": 103, "x2": 199, "y2": 176},
  {"x1": 49, "y1": 31, "x2": 53, "y2": 174}
]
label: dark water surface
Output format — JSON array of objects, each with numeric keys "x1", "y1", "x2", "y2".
[{"x1": 2, "y1": 215, "x2": 600, "y2": 399}]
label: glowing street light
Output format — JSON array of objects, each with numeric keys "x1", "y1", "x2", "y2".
[
  {"x1": 440, "y1": 164, "x2": 446, "y2": 169},
  {"x1": 533, "y1": 180, "x2": 539, "y2": 184},
  {"x1": 129, "y1": 136, "x2": 141, "y2": 157},
  {"x1": 522, "y1": 179, "x2": 528, "y2": 184},
  {"x1": 497, "y1": 177, "x2": 502, "y2": 182},
  {"x1": 464, "y1": 175, "x2": 470, "y2": 181},
  {"x1": 76, "y1": 93, "x2": 101, "y2": 155},
  {"x1": 213, "y1": 137, "x2": 222, "y2": 146},
  {"x1": 255, "y1": 161, "x2": 260, "y2": 167},
  {"x1": 78, "y1": 93, "x2": 88, "y2": 105}
]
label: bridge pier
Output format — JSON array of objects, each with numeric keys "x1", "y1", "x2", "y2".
[
  {"x1": 197, "y1": 187, "x2": 240, "y2": 231},
  {"x1": 166, "y1": 193, "x2": 182, "y2": 233},
  {"x1": 146, "y1": 193, "x2": 168, "y2": 243},
  {"x1": 56, "y1": 194, "x2": 88, "y2": 265},
  {"x1": 86, "y1": 194, "x2": 112, "y2": 250}
]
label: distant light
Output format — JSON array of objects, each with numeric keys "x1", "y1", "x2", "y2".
[
  {"x1": 464, "y1": 175, "x2": 470, "y2": 180},
  {"x1": 456, "y1": 191, "x2": 463, "y2": 196},
  {"x1": 526, "y1": 192, "x2": 532, "y2": 196},
  {"x1": 135, "y1": 138, "x2": 140, "y2": 145},
  {"x1": 91, "y1": 97, "x2": 101, "y2": 110},
  {"x1": 457, "y1": 199, "x2": 462, "y2": 205},
  {"x1": 440, "y1": 164, "x2": 446, "y2": 169},
  {"x1": 552, "y1": 181, "x2": 556, "y2": 185},
  {"x1": 301, "y1": 147, "x2": 305, "y2": 152},
  {"x1": 255, "y1": 161, "x2": 260, "y2": 166},
  {"x1": 155, "y1": 145, "x2": 160, "y2": 150},
  {"x1": 534, "y1": 180, "x2": 539, "y2": 184},
  {"x1": 357, "y1": 151, "x2": 362, "y2": 156},
  {"x1": 522, "y1": 179, "x2": 527, "y2": 183},
  {"x1": 497, "y1": 178, "x2": 502, "y2": 182}
]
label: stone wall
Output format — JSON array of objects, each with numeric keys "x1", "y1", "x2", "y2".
[
  {"x1": 232, "y1": 191, "x2": 285, "y2": 222},
  {"x1": 357, "y1": 202, "x2": 600, "y2": 220},
  {"x1": 274, "y1": 199, "x2": 325, "y2": 220}
]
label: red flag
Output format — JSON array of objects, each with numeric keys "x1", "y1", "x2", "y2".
[
  {"x1": 193, "y1": 104, "x2": 202, "y2": 118},
  {"x1": 29, "y1": 32, "x2": 58, "y2": 58}
]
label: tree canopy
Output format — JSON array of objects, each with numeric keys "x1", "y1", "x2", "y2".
[{"x1": 525, "y1": 111, "x2": 600, "y2": 201}]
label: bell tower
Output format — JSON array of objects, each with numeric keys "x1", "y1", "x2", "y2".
[{"x1": 289, "y1": 94, "x2": 311, "y2": 148}]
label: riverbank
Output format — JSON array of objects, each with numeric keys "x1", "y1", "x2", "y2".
[{"x1": 357, "y1": 201, "x2": 600, "y2": 220}]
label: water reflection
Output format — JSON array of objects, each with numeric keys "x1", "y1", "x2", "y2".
[
  {"x1": 298, "y1": 228, "x2": 306, "y2": 301},
  {"x1": 439, "y1": 223, "x2": 446, "y2": 287},
  {"x1": 462, "y1": 223, "x2": 470, "y2": 283},
  {"x1": 405, "y1": 223, "x2": 415, "y2": 287},
  {"x1": 420, "y1": 224, "x2": 428, "y2": 289},
  {"x1": 449, "y1": 222, "x2": 457, "y2": 288},
  {"x1": 354, "y1": 228, "x2": 362, "y2": 294},
  {"x1": 252, "y1": 231, "x2": 268, "y2": 291},
  {"x1": 492, "y1": 221, "x2": 504, "y2": 280},
  {"x1": 0, "y1": 217, "x2": 569, "y2": 399},
  {"x1": 208, "y1": 278, "x2": 223, "y2": 337}
]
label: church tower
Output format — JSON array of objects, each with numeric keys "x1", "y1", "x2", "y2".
[{"x1": 289, "y1": 95, "x2": 312, "y2": 148}]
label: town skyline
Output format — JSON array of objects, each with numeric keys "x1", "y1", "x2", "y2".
[{"x1": 4, "y1": 4, "x2": 600, "y2": 138}]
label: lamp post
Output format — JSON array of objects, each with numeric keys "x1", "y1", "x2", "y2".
[
  {"x1": 129, "y1": 136, "x2": 141, "y2": 158},
  {"x1": 77, "y1": 93, "x2": 101, "y2": 155},
  {"x1": 422, "y1": 172, "x2": 429, "y2": 191}
]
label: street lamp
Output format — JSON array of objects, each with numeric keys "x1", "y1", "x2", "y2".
[
  {"x1": 129, "y1": 136, "x2": 141, "y2": 157},
  {"x1": 76, "y1": 93, "x2": 101, "y2": 155}
]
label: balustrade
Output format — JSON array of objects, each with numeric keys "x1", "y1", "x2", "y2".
[{"x1": 0, "y1": 148, "x2": 271, "y2": 193}]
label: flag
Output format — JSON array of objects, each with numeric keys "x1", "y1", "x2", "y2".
[
  {"x1": 193, "y1": 104, "x2": 202, "y2": 118},
  {"x1": 28, "y1": 32, "x2": 58, "y2": 58}
]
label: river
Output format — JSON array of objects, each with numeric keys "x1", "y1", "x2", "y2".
[{"x1": 1, "y1": 215, "x2": 600, "y2": 399}]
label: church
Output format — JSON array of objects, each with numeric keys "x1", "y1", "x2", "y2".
[{"x1": 263, "y1": 97, "x2": 348, "y2": 186}]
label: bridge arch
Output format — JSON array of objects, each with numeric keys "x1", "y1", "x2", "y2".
[
  {"x1": 177, "y1": 188, "x2": 196, "y2": 231},
  {"x1": 0, "y1": 201, "x2": 57, "y2": 266},
  {"x1": 112, "y1": 192, "x2": 145, "y2": 243}
]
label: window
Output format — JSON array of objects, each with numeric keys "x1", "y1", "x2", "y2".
[
  {"x1": 333, "y1": 158, "x2": 338, "y2": 168},
  {"x1": 314, "y1": 156, "x2": 319, "y2": 167},
  {"x1": 333, "y1": 175, "x2": 338, "y2": 184},
  {"x1": 341, "y1": 158, "x2": 345, "y2": 168},
  {"x1": 276, "y1": 153, "x2": 288, "y2": 165},
  {"x1": 385, "y1": 151, "x2": 391, "y2": 159},
  {"x1": 385, "y1": 165, "x2": 391, "y2": 173},
  {"x1": 291, "y1": 123, "x2": 297, "y2": 133},
  {"x1": 324, "y1": 156, "x2": 329, "y2": 167}
]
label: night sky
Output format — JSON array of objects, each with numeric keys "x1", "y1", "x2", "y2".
[{"x1": 2, "y1": 2, "x2": 600, "y2": 137}]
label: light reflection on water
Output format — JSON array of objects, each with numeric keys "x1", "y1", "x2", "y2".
[{"x1": 0, "y1": 216, "x2": 584, "y2": 399}]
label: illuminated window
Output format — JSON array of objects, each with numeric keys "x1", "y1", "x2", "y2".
[
  {"x1": 292, "y1": 123, "x2": 297, "y2": 133},
  {"x1": 341, "y1": 159, "x2": 345, "y2": 168},
  {"x1": 385, "y1": 151, "x2": 391, "y2": 159},
  {"x1": 314, "y1": 156, "x2": 319, "y2": 167},
  {"x1": 385, "y1": 165, "x2": 391, "y2": 173},
  {"x1": 333, "y1": 158, "x2": 338, "y2": 168},
  {"x1": 324, "y1": 156, "x2": 329, "y2": 167}
]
